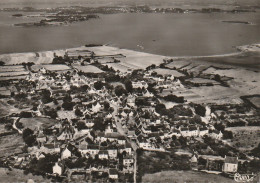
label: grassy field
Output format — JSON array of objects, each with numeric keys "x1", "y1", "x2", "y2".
[
  {"x1": 186, "y1": 78, "x2": 219, "y2": 85},
  {"x1": 19, "y1": 117, "x2": 58, "y2": 130},
  {"x1": 73, "y1": 65, "x2": 104, "y2": 73},
  {"x1": 0, "y1": 168, "x2": 49, "y2": 183},
  {"x1": 225, "y1": 126, "x2": 260, "y2": 151},
  {"x1": 169, "y1": 85, "x2": 243, "y2": 105},
  {"x1": 151, "y1": 68, "x2": 184, "y2": 77},
  {"x1": 0, "y1": 134, "x2": 24, "y2": 157},
  {"x1": 0, "y1": 65, "x2": 25, "y2": 72},
  {"x1": 31, "y1": 64, "x2": 71, "y2": 72},
  {"x1": 142, "y1": 171, "x2": 236, "y2": 183},
  {"x1": 248, "y1": 97, "x2": 260, "y2": 108}
]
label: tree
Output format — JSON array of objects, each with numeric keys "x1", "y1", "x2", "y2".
[
  {"x1": 0, "y1": 61, "x2": 5, "y2": 66},
  {"x1": 223, "y1": 131, "x2": 233, "y2": 139},
  {"x1": 41, "y1": 89, "x2": 52, "y2": 104},
  {"x1": 124, "y1": 80, "x2": 133, "y2": 93},
  {"x1": 155, "y1": 103, "x2": 166, "y2": 114},
  {"x1": 94, "y1": 81, "x2": 104, "y2": 90},
  {"x1": 20, "y1": 111, "x2": 33, "y2": 118},
  {"x1": 103, "y1": 101, "x2": 110, "y2": 111},
  {"x1": 76, "y1": 121, "x2": 86, "y2": 131},
  {"x1": 75, "y1": 108, "x2": 83, "y2": 117},
  {"x1": 62, "y1": 102, "x2": 74, "y2": 111},
  {"x1": 23, "y1": 128, "x2": 36, "y2": 147},
  {"x1": 194, "y1": 104, "x2": 206, "y2": 117},
  {"x1": 114, "y1": 85, "x2": 127, "y2": 96}
]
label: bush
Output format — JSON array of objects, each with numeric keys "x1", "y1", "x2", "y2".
[
  {"x1": 114, "y1": 85, "x2": 127, "y2": 96},
  {"x1": 163, "y1": 95, "x2": 184, "y2": 103},
  {"x1": 222, "y1": 130, "x2": 233, "y2": 139},
  {"x1": 194, "y1": 104, "x2": 206, "y2": 117},
  {"x1": 20, "y1": 111, "x2": 32, "y2": 118}
]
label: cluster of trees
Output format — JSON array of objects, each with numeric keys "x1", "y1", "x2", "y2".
[
  {"x1": 114, "y1": 85, "x2": 127, "y2": 96},
  {"x1": 41, "y1": 89, "x2": 53, "y2": 104},
  {"x1": 163, "y1": 94, "x2": 185, "y2": 103},
  {"x1": 135, "y1": 97, "x2": 151, "y2": 106},
  {"x1": 22, "y1": 128, "x2": 36, "y2": 147},
  {"x1": 226, "y1": 121, "x2": 246, "y2": 127},
  {"x1": 194, "y1": 104, "x2": 206, "y2": 117},
  {"x1": 62, "y1": 94, "x2": 74, "y2": 111},
  {"x1": 42, "y1": 106, "x2": 58, "y2": 119}
]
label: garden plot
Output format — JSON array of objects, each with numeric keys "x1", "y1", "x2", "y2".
[
  {"x1": 19, "y1": 117, "x2": 58, "y2": 130},
  {"x1": 225, "y1": 126, "x2": 260, "y2": 151},
  {"x1": 150, "y1": 68, "x2": 184, "y2": 77},
  {"x1": 73, "y1": 65, "x2": 104, "y2": 73},
  {"x1": 248, "y1": 96, "x2": 260, "y2": 108},
  {"x1": 0, "y1": 65, "x2": 25, "y2": 72},
  {"x1": 31, "y1": 64, "x2": 71, "y2": 72},
  {"x1": 166, "y1": 61, "x2": 191, "y2": 69}
]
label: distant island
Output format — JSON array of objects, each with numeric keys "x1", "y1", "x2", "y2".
[{"x1": 2, "y1": 5, "x2": 257, "y2": 27}]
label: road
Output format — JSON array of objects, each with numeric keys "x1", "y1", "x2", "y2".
[{"x1": 109, "y1": 101, "x2": 138, "y2": 183}]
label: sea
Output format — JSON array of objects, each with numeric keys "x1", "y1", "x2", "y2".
[{"x1": 0, "y1": 9, "x2": 259, "y2": 56}]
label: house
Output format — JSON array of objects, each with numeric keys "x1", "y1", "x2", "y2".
[
  {"x1": 92, "y1": 102, "x2": 102, "y2": 113},
  {"x1": 199, "y1": 127, "x2": 208, "y2": 137},
  {"x1": 210, "y1": 130, "x2": 223, "y2": 140},
  {"x1": 189, "y1": 125, "x2": 198, "y2": 137},
  {"x1": 223, "y1": 156, "x2": 238, "y2": 173},
  {"x1": 61, "y1": 147, "x2": 72, "y2": 159},
  {"x1": 180, "y1": 127, "x2": 190, "y2": 137},
  {"x1": 190, "y1": 154, "x2": 198, "y2": 170},
  {"x1": 36, "y1": 131, "x2": 47, "y2": 145},
  {"x1": 123, "y1": 156, "x2": 134, "y2": 166},
  {"x1": 118, "y1": 136, "x2": 126, "y2": 145},
  {"x1": 143, "y1": 90, "x2": 154, "y2": 97},
  {"x1": 109, "y1": 168, "x2": 118, "y2": 179},
  {"x1": 53, "y1": 162, "x2": 63, "y2": 175},
  {"x1": 108, "y1": 148, "x2": 118, "y2": 159},
  {"x1": 98, "y1": 150, "x2": 109, "y2": 159}
]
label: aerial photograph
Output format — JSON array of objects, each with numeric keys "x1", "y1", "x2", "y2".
[{"x1": 0, "y1": 0, "x2": 259, "y2": 182}]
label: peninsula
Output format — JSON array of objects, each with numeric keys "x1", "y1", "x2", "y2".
[{"x1": 0, "y1": 43, "x2": 259, "y2": 182}]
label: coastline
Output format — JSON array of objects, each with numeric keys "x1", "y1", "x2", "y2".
[{"x1": 0, "y1": 43, "x2": 260, "y2": 70}]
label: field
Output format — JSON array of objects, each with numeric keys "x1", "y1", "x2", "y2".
[
  {"x1": 248, "y1": 97, "x2": 260, "y2": 108},
  {"x1": 186, "y1": 78, "x2": 219, "y2": 85},
  {"x1": 151, "y1": 68, "x2": 184, "y2": 77},
  {"x1": 19, "y1": 117, "x2": 58, "y2": 130},
  {"x1": 85, "y1": 46, "x2": 166, "y2": 71},
  {"x1": 168, "y1": 85, "x2": 243, "y2": 104},
  {"x1": 0, "y1": 50, "x2": 65, "y2": 65},
  {"x1": 166, "y1": 60, "x2": 191, "y2": 69},
  {"x1": 0, "y1": 134, "x2": 24, "y2": 157},
  {"x1": 0, "y1": 168, "x2": 49, "y2": 182},
  {"x1": 0, "y1": 65, "x2": 29, "y2": 80},
  {"x1": 142, "y1": 171, "x2": 236, "y2": 183},
  {"x1": 225, "y1": 126, "x2": 260, "y2": 151},
  {"x1": 0, "y1": 65, "x2": 25, "y2": 72},
  {"x1": 31, "y1": 64, "x2": 71, "y2": 72},
  {"x1": 73, "y1": 65, "x2": 104, "y2": 73}
]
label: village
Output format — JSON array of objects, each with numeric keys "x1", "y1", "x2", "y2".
[{"x1": 0, "y1": 46, "x2": 260, "y2": 182}]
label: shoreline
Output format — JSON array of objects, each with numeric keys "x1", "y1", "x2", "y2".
[
  {"x1": 0, "y1": 43, "x2": 259, "y2": 71},
  {"x1": 0, "y1": 43, "x2": 259, "y2": 61}
]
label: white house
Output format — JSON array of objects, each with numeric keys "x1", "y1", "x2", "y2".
[
  {"x1": 61, "y1": 148, "x2": 72, "y2": 159},
  {"x1": 223, "y1": 156, "x2": 238, "y2": 173},
  {"x1": 98, "y1": 150, "x2": 109, "y2": 159},
  {"x1": 199, "y1": 127, "x2": 208, "y2": 137},
  {"x1": 123, "y1": 157, "x2": 134, "y2": 166},
  {"x1": 92, "y1": 102, "x2": 102, "y2": 113},
  {"x1": 108, "y1": 148, "x2": 118, "y2": 159},
  {"x1": 53, "y1": 162, "x2": 63, "y2": 175}
]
